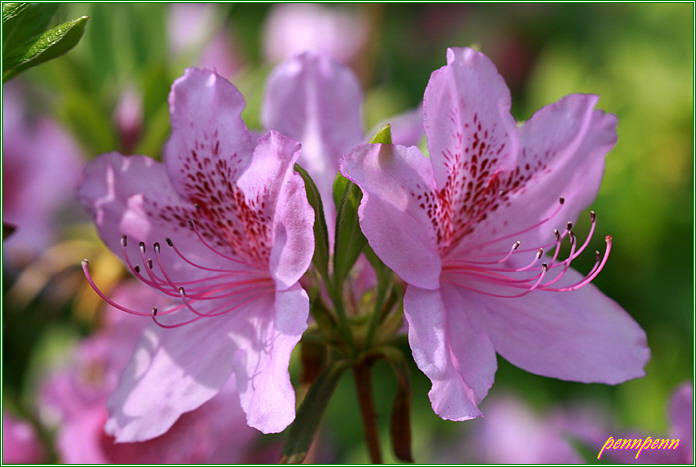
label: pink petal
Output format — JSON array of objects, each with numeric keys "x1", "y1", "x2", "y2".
[
  {"x1": 165, "y1": 68, "x2": 254, "y2": 202},
  {"x1": 404, "y1": 285, "x2": 497, "y2": 421},
  {"x1": 105, "y1": 283, "x2": 308, "y2": 440},
  {"x1": 340, "y1": 143, "x2": 441, "y2": 290},
  {"x1": 423, "y1": 47, "x2": 519, "y2": 191},
  {"x1": 251, "y1": 134, "x2": 315, "y2": 289},
  {"x1": 105, "y1": 315, "x2": 240, "y2": 442},
  {"x1": 77, "y1": 152, "x2": 226, "y2": 278},
  {"x1": 464, "y1": 267, "x2": 649, "y2": 384},
  {"x1": 234, "y1": 283, "x2": 309, "y2": 433},
  {"x1": 468, "y1": 93, "x2": 618, "y2": 250},
  {"x1": 262, "y1": 51, "x2": 364, "y2": 226}
]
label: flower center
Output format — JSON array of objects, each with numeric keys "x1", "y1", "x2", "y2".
[
  {"x1": 440, "y1": 199, "x2": 612, "y2": 298},
  {"x1": 81, "y1": 219, "x2": 274, "y2": 328}
]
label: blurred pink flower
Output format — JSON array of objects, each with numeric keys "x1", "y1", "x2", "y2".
[
  {"x1": 2, "y1": 411, "x2": 45, "y2": 464},
  {"x1": 593, "y1": 382, "x2": 693, "y2": 464},
  {"x1": 263, "y1": 51, "x2": 422, "y2": 232},
  {"x1": 341, "y1": 47, "x2": 649, "y2": 421},
  {"x1": 2, "y1": 82, "x2": 83, "y2": 263},
  {"x1": 167, "y1": 3, "x2": 243, "y2": 79},
  {"x1": 78, "y1": 68, "x2": 314, "y2": 439},
  {"x1": 433, "y1": 394, "x2": 588, "y2": 463},
  {"x1": 40, "y1": 283, "x2": 277, "y2": 463},
  {"x1": 262, "y1": 4, "x2": 368, "y2": 65}
]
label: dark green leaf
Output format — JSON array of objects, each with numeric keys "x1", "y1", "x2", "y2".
[
  {"x1": 294, "y1": 163, "x2": 330, "y2": 281},
  {"x1": 280, "y1": 359, "x2": 350, "y2": 464},
  {"x1": 2, "y1": 3, "x2": 29, "y2": 24},
  {"x1": 3, "y1": 3, "x2": 57, "y2": 51},
  {"x1": 3, "y1": 15, "x2": 88, "y2": 82}
]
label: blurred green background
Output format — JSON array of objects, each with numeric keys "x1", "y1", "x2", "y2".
[{"x1": 3, "y1": 3, "x2": 693, "y2": 463}]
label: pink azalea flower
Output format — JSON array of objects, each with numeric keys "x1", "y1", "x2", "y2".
[
  {"x1": 77, "y1": 68, "x2": 314, "y2": 440},
  {"x1": 340, "y1": 47, "x2": 649, "y2": 421},
  {"x1": 2, "y1": 411, "x2": 45, "y2": 464},
  {"x1": 40, "y1": 283, "x2": 275, "y2": 463},
  {"x1": 262, "y1": 51, "x2": 423, "y2": 230}
]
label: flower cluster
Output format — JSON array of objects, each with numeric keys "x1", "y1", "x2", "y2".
[{"x1": 78, "y1": 47, "x2": 649, "y2": 459}]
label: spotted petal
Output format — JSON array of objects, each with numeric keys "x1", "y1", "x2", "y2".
[
  {"x1": 466, "y1": 94, "x2": 618, "y2": 251},
  {"x1": 424, "y1": 47, "x2": 519, "y2": 191},
  {"x1": 165, "y1": 68, "x2": 255, "y2": 202}
]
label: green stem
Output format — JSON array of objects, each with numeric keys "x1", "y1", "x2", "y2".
[
  {"x1": 364, "y1": 282, "x2": 390, "y2": 348},
  {"x1": 329, "y1": 281, "x2": 357, "y2": 357},
  {"x1": 353, "y1": 361, "x2": 383, "y2": 464}
]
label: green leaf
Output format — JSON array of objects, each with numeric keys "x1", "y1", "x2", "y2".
[
  {"x1": 331, "y1": 125, "x2": 392, "y2": 289},
  {"x1": 294, "y1": 163, "x2": 330, "y2": 281},
  {"x1": 2, "y1": 3, "x2": 29, "y2": 24},
  {"x1": 3, "y1": 15, "x2": 88, "y2": 82},
  {"x1": 3, "y1": 3, "x2": 57, "y2": 51},
  {"x1": 280, "y1": 359, "x2": 350, "y2": 464},
  {"x1": 332, "y1": 174, "x2": 367, "y2": 288}
]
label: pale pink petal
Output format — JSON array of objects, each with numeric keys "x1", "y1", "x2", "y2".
[
  {"x1": 423, "y1": 47, "x2": 519, "y2": 190},
  {"x1": 404, "y1": 285, "x2": 496, "y2": 421},
  {"x1": 105, "y1": 315, "x2": 240, "y2": 442},
  {"x1": 464, "y1": 267, "x2": 649, "y2": 384},
  {"x1": 340, "y1": 144, "x2": 441, "y2": 290},
  {"x1": 165, "y1": 68, "x2": 254, "y2": 201},
  {"x1": 467, "y1": 93, "x2": 618, "y2": 250},
  {"x1": 248, "y1": 134, "x2": 315, "y2": 289},
  {"x1": 262, "y1": 51, "x2": 363, "y2": 227},
  {"x1": 234, "y1": 283, "x2": 309, "y2": 433}
]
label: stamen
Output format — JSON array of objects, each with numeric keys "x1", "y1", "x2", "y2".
[
  {"x1": 186, "y1": 218, "x2": 261, "y2": 270},
  {"x1": 546, "y1": 236, "x2": 612, "y2": 292},
  {"x1": 81, "y1": 260, "x2": 152, "y2": 317},
  {"x1": 442, "y1": 205, "x2": 613, "y2": 298},
  {"x1": 468, "y1": 197, "x2": 567, "y2": 252}
]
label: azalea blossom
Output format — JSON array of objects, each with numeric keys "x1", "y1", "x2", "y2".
[
  {"x1": 340, "y1": 47, "x2": 650, "y2": 421},
  {"x1": 78, "y1": 68, "x2": 314, "y2": 439}
]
